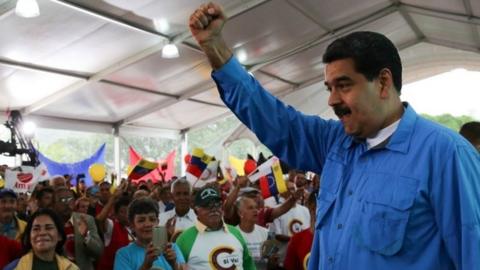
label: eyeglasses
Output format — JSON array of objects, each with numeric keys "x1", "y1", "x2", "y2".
[
  {"x1": 58, "y1": 197, "x2": 74, "y2": 204},
  {"x1": 201, "y1": 200, "x2": 222, "y2": 209}
]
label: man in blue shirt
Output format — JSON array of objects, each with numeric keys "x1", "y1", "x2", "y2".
[{"x1": 188, "y1": 2, "x2": 480, "y2": 269}]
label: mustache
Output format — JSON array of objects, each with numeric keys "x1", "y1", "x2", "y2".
[{"x1": 333, "y1": 106, "x2": 351, "y2": 118}]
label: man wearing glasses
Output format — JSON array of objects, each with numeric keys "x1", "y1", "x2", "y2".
[
  {"x1": 54, "y1": 187, "x2": 103, "y2": 270},
  {"x1": 176, "y1": 186, "x2": 255, "y2": 270}
]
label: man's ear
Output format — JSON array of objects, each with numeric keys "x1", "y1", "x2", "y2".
[{"x1": 378, "y1": 68, "x2": 393, "y2": 98}]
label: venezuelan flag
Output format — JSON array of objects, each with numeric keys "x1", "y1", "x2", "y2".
[
  {"x1": 257, "y1": 159, "x2": 287, "y2": 199},
  {"x1": 186, "y1": 148, "x2": 213, "y2": 179},
  {"x1": 128, "y1": 159, "x2": 158, "y2": 180}
]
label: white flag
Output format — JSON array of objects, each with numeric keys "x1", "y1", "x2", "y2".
[{"x1": 5, "y1": 163, "x2": 50, "y2": 193}]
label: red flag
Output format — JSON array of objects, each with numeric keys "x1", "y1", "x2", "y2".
[{"x1": 128, "y1": 146, "x2": 176, "y2": 183}]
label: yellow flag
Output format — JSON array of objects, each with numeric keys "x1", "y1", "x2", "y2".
[{"x1": 228, "y1": 155, "x2": 246, "y2": 176}]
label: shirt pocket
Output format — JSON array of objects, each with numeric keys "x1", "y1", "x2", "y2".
[
  {"x1": 353, "y1": 173, "x2": 418, "y2": 256},
  {"x1": 316, "y1": 159, "x2": 344, "y2": 229}
]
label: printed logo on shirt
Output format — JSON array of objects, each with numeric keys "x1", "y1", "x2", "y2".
[
  {"x1": 303, "y1": 252, "x2": 311, "y2": 270},
  {"x1": 209, "y1": 246, "x2": 240, "y2": 270},
  {"x1": 289, "y1": 219, "x2": 303, "y2": 234}
]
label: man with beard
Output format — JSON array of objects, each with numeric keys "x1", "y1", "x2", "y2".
[
  {"x1": 159, "y1": 177, "x2": 197, "y2": 241},
  {"x1": 176, "y1": 186, "x2": 255, "y2": 270},
  {"x1": 188, "y1": 3, "x2": 480, "y2": 270},
  {"x1": 0, "y1": 189, "x2": 26, "y2": 241}
]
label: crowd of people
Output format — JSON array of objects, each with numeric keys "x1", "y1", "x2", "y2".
[{"x1": 0, "y1": 163, "x2": 320, "y2": 270}]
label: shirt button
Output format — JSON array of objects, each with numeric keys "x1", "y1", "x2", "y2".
[
  {"x1": 328, "y1": 256, "x2": 334, "y2": 263},
  {"x1": 348, "y1": 190, "x2": 353, "y2": 196},
  {"x1": 337, "y1": 223, "x2": 343, "y2": 230}
]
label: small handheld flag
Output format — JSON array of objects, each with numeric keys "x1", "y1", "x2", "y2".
[
  {"x1": 248, "y1": 156, "x2": 287, "y2": 198},
  {"x1": 128, "y1": 159, "x2": 158, "y2": 180}
]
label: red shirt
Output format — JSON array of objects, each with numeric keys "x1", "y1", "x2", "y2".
[
  {"x1": 64, "y1": 221, "x2": 75, "y2": 262},
  {"x1": 96, "y1": 220, "x2": 131, "y2": 270},
  {"x1": 0, "y1": 235, "x2": 22, "y2": 269},
  {"x1": 284, "y1": 228, "x2": 314, "y2": 270},
  {"x1": 257, "y1": 207, "x2": 273, "y2": 227}
]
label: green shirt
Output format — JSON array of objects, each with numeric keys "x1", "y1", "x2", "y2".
[{"x1": 33, "y1": 256, "x2": 59, "y2": 270}]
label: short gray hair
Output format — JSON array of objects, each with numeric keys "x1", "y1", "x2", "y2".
[{"x1": 170, "y1": 177, "x2": 191, "y2": 194}]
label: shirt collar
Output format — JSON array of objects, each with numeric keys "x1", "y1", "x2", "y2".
[
  {"x1": 366, "y1": 118, "x2": 401, "y2": 149},
  {"x1": 195, "y1": 220, "x2": 228, "y2": 233},
  {"x1": 175, "y1": 208, "x2": 196, "y2": 220},
  {"x1": 342, "y1": 102, "x2": 417, "y2": 153}
]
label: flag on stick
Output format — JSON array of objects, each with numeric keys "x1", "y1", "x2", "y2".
[
  {"x1": 248, "y1": 156, "x2": 287, "y2": 198},
  {"x1": 128, "y1": 159, "x2": 158, "y2": 180}
]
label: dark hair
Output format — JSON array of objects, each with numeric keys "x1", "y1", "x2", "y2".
[
  {"x1": 460, "y1": 121, "x2": 480, "y2": 144},
  {"x1": 22, "y1": 208, "x2": 66, "y2": 255},
  {"x1": 54, "y1": 186, "x2": 75, "y2": 199},
  {"x1": 99, "y1": 181, "x2": 111, "y2": 188},
  {"x1": 35, "y1": 187, "x2": 54, "y2": 200},
  {"x1": 323, "y1": 31, "x2": 402, "y2": 93},
  {"x1": 114, "y1": 196, "x2": 131, "y2": 214},
  {"x1": 128, "y1": 197, "x2": 159, "y2": 223}
]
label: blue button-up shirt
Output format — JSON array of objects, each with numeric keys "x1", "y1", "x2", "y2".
[{"x1": 212, "y1": 57, "x2": 480, "y2": 270}]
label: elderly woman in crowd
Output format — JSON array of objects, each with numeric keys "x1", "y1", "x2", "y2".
[{"x1": 4, "y1": 208, "x2": 79, "y2": 270}]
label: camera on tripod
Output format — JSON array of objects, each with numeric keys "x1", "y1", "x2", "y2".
[{"x1": 0, "y1": 110, "x2": 39, "y2": 167}]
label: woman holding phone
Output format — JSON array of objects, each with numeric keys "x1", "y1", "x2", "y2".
[{"x1": 113, "y1": 198, "x2": 185, "y2": 270}]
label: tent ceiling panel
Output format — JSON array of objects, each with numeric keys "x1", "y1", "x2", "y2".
[
  {"x1": 472, "y1": 0, "x2": 480, "y2": 17},
  {"x1": 131, "y1": 100, "x2": 230, "y2": 130},
  {"x1": 188, "y1": 88, "x2": 224, "y2": 107},
  {"x1": 0, "y1": 66, "x2": 80, "y2": 109},
  {"x1": 293, "y1": 0, "x2": 391, "y2": 29},
  {"x1": 353, "y1": 12, "x2": 418, "y2": 47},
  {"x1": 0, "y1": 0, "x2": 163, "y2": 74},
  {"x1": 0, "y1": 64, "x2": 16, "y2": 80},
  {"x1": 258, "y1": 42, "x2": 327, "y2": 83},
  {"x1": 401, "y1": 0, "x2": 467, "y2": 14},
  {"x1": 223, "y1": 0, "x2": 325, "y2": 65},
  {"x1": 64, "y1": 0, "x2": 244, "y2": 36},
  {"x1": 105, "y1": 45, "x2": 208, "y2": 94},
  {"x1": 411, "y1": 13, "x2": 479, "y2": 48},
  {"x1": 400, "y1": 42, "x2": 480, "y2": 83},
  {"x1": 253, "y1": 72, "x2": 293, "y2": 95},
  {"x1": 34, "y1": 81, "x2": 170, "y2": 123},
  {"x1": 190, "y1": 71, "x2": 293, "y2": 105}
]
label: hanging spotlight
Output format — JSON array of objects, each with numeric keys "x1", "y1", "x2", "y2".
[
  {"x1": 22, "y1": 121, "x2": 37, "y2": 137},
  {"x1": 162, "y1": 43, "x2": 179, "y2": 59},
  {"x1": 15, "y1": 0, "x2": 40, "y2": 18}
]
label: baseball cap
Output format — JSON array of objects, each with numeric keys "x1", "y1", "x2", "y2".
[
  {"x1": 0, "y1": 188, "x2": 17, "y2": 199},
  {"x1": 194, "y1": 187, "x2": 221, "y2": 207}
]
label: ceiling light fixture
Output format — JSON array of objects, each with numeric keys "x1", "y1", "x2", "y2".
[
  {"x1": 15, "y1": 0, "x2": 40, "y2": 18},
  {"x1": 162, "y1": 43, "x2": 179, "y2": 59}
]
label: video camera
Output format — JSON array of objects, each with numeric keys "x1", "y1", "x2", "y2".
[{"x1": 0, "y1": 110, "x2": 39, "y2": 167}]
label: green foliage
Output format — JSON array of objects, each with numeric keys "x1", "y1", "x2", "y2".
[
  {"x1": 188, "y1": 115, "x2": 240, "y2": 151},
  {"x1": 421, "y1": 113, "x2": 476, "y2": 131}
]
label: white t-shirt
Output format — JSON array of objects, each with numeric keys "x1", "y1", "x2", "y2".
[
  {"x1": 188, "y1": 228, "x2": 245, "y2": 270},
  {"x1": 159, "y1": 208, "x2": 197, "y2": 231},
  {"x1": 273, "y1": 204, "x2": 310, "y2": 237},
  {"x1": 236, "y1": 224, "x2": 268, "y2": 262}
]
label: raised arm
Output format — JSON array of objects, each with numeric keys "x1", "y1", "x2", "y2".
[{"x1": 189, "y1": 2, "x2": 232, "y2": 70}]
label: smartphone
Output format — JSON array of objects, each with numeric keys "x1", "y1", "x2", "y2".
[{"x1": 153, "y1": 226, "x2": 168, "y2": 251}]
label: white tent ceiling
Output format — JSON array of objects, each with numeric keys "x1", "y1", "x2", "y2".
[{"x1": 1, "y1": 0, "x2": 480, "y2": 142}]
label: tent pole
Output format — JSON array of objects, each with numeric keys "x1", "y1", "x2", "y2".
[
  {"x1": 180, "y1": 131, "x2": 188, "y2": 176},
  {"x1": 113, "y1": 126, "x2": 121, "y2": 186}
]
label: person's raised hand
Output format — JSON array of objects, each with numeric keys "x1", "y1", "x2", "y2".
[{"x1": 189, "y1": 2, "x2": 226, "y2": 47}]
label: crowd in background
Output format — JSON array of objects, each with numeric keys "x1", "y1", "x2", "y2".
[{"x1": 0, "y1": 158, "x2": 322, "y2": 270}]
